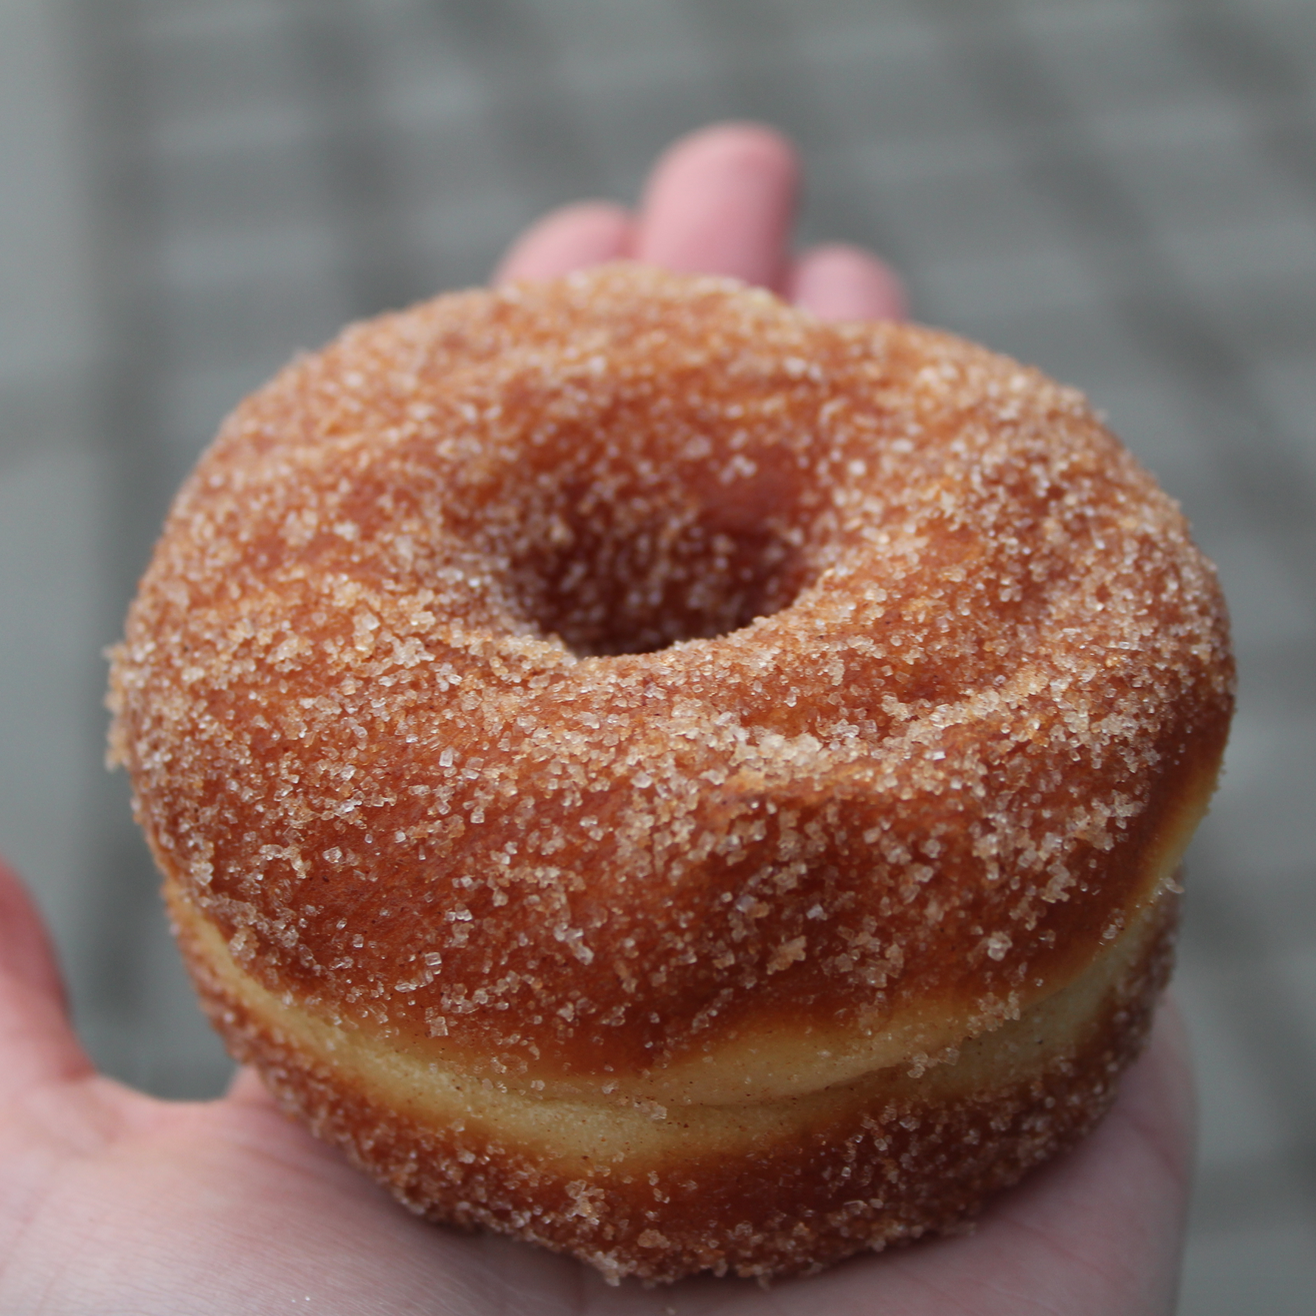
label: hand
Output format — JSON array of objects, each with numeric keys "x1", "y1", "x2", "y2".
[
  {"x1": 495, "y1": 121, "x2": 906, "y2": 322},
  {"x1": 0, "y1": 125, "x2": 1192, "y2": 1314}
]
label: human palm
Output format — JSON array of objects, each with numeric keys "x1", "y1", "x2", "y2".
[{"x1": 0, "y1": 127, "x2": 1192, "y2": 1315}]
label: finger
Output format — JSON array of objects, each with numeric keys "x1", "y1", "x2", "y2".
[
  {"x1": 635, "y1": 121, "x2": 800, "y2": 290},
  {"x1": 0, "y1": 855, "x2": 93, "y2": 1101},
  {"x1": 493, "y1": 201, "x2": 634, "y2": 284},
  {"x1": 788, "y1": 243, "x2": 909, "y2": 322},
  {"x1": 225, "y1": 1064, "x2": 278, "y2": 1108}
]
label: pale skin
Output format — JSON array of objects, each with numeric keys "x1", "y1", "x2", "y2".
[{"x1": 0, "y1": 125, "x2": 1193, "y2": 1314}]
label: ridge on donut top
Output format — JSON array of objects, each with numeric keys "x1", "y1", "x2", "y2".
[{"x1": 109, "y1": 263, "x2": 1233, "y2": 1282}]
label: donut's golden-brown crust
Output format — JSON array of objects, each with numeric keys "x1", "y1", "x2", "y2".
[
  {"x1": 175, "y1": 879, "x2": 1178, "y2": 1282},
  {"x1": 110, "y1": 265, "x2": 1232, "y2": 1280}
]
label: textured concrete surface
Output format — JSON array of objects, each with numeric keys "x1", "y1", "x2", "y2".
[{"x1": 1, "y1": 0, "x2": 1313, "y2": 1308}]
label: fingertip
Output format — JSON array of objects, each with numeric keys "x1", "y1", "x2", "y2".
[
  {"x1": 645, "y1": 121, "x2": 799, "y2": 190},
  {"x1": 0, "y1": 854, "x2": 68, "y2": 1006},
  {"x1": 637, "y1": 121, "x2": 800, "y2": 289},
  {"x1": 0, "y1": 855, "x2": 93, "y2": 1098},
  {"x1": 226, "y1": 1064, "x2": 277, "y2": 1108},
  {"x1": 493, "y1": 201, "x2": 634, "y2": 284},
  {"x1": 1118, "y1": 993, "x2": 1198, "y2": 1186},
  {"x1": 788, "y1": 243, "x2": 909, "y2": 322}
]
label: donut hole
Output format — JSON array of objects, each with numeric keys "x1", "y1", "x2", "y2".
[{"x1": 499, "y1": 453, "x2": 816, "y2": 657}]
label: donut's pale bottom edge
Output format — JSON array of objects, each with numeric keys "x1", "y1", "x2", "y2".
[{"x1": 173, "y1": 890, "x2": 1178, "y2": 1284}]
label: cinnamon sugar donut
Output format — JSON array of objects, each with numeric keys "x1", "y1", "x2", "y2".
[{"x1": 109, "y1": 264, "x2": 1233, "y2": 1282}]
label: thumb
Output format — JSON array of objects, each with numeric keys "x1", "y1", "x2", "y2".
[{"x1": 0, "y1": 855, "x2": 93, "y2": 1101}]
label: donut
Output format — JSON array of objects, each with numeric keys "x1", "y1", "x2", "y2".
[{"x1": 109, "y1": 264, "x2": 1233, "y2": 1283}]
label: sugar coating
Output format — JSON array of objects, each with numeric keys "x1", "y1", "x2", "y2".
[
  {"x1": 109, "y1": 264, "x2": 1233, "y2": 1085},
  {"x1": 170, "y1": 872, "x2": 1178, "y2": 1283}
]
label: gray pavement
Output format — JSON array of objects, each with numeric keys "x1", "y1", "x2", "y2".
[{"x1": 1, "y1": 0, "x2": 1313, "y2": 1309}]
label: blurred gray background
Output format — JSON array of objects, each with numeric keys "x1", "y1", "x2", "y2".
[{"x1": 1, "y1": 0, "x2": 1313, "y2": 1310}]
